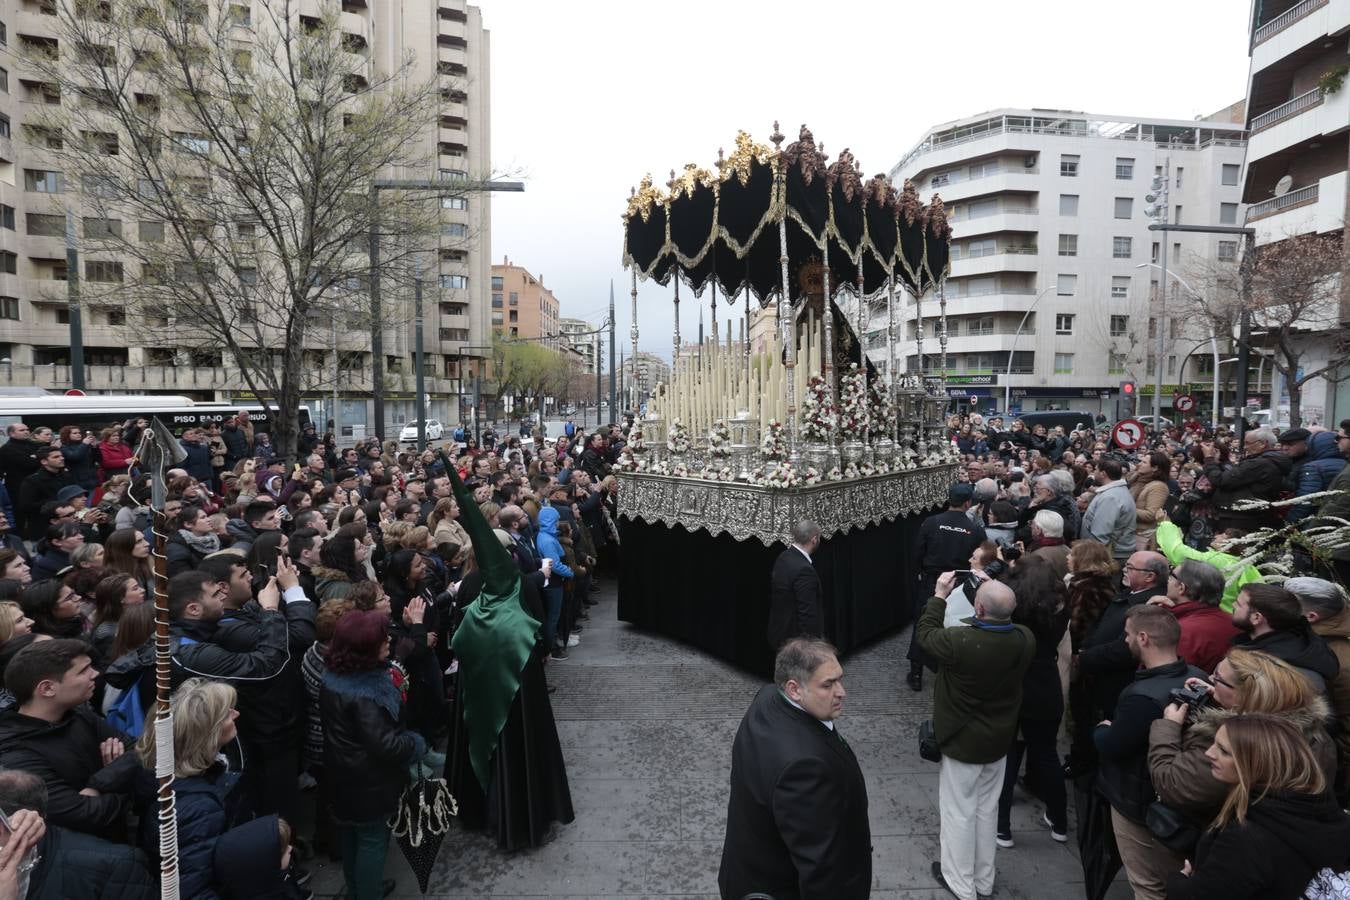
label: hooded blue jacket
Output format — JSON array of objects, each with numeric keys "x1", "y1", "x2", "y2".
[
  {"x1": 534, "y1": 506, "x2": 573, "y2": 579},
  {"x1": 1289, "y1": 431, "x2": 1347, "y2": 521}
]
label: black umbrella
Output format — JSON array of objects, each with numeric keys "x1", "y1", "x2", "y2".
[
  {"x1": 390, "y1": 770, "x2": 457, "y2": 894},
  {"x1": 1074, "y1": 774, "x2": 1123, "y2": 900}
]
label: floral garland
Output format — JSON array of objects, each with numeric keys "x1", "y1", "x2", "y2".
[
  {"x1": 868, "y1": 380, "x2": 897, "y2": 436},
  {"x1": 800, "y1": 374, "x2": 836, "y2": 442},
  {"x1": 616, "y1": 448, "x2": 638, "y2": 472},
  {"x1": 699, "y1": 465, "x2": 735, "y2": 482},
  {"x1": 837, "y1": 363, "x2": 868, "y2": 440},
  {"x1": 708, "y1": 419, "x2": 732, "y2": 459},
  {"x1": 748, "y1": 461, "x2": 824, "y2": 489},
  {"x1": 759, "y1": 419, "x2": 787, "y2": 461},
  {"x1": 627, "y1": 424, "x2": 646, "y2": 453},
  {"x1": 666, "y1": 420, "x2": 690, "y2": 454}
]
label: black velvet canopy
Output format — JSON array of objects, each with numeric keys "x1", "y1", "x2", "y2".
[{"x1": 622, "y1": 124, "x2": 952, "y2": 305}]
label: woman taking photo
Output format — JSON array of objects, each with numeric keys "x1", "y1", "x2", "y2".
[
  {"x1": 1148, "y1": 649, "x2": 1336, "y2": 829},
  {"x1": 382, "y1": 549, "x2": 446, "y2": 740},
  {"x1": 166, "y1": 506, "x2": 222, "y2": 577},
  {"x1": 1165, "y1": 714, "x2": 1350, "y2": 899},
  {"x1": 320, "y1": 610, "x2": 427, "y2": 900},
  {"x1": 313, "y1": 525, "x2": 370, "y2": 602},
  {"x1": 96, "y1": 427, "x2": 137, "y2": 481}
]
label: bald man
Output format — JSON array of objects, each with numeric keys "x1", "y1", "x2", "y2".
[{"x1": 918, "y1": 572, "x2": 1035, "y2": 900}]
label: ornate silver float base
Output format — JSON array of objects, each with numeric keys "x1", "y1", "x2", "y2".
[
  {"x1": 616, "y1": 463, "x2": 957, "y2": 545},
  {"x1": 839, "y1": 439, "x2": 865, "y2": 469}
]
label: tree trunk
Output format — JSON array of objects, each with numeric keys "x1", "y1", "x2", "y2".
[{"x1": 1287, "y1": 367, "x2": 1302, "y2": 428}]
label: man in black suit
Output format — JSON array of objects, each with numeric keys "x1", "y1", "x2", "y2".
[
  {"x1": 767, "y1": 520, "x2": 823, "y2": 652},
  {"x1": 718, "y1": 638, "x2": 871, "y2": 900}
]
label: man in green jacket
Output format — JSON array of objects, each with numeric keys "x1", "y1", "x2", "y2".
[
  {"x1": 1154, "y1": 518, "x2": 1261, "y2": 613},
  {"x1": 918, "y1": 573, "x2": 1034, "y2": 900}
]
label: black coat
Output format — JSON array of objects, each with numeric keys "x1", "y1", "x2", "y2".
[
  {"x1": 915, "y1": 509, "x2": 987, "y2": 579},
  {"x1": 0, "y1": 437, "x2": 41, "y2": 493},
  {"x1": 718, "y1": 685, "x2": 871, "y2": 900},
  {"x1": 319, "y1": 668, "x2": 425, "y2": 823},
  {"x1": 1079, "y1": 587, "x2": 1154, "y2": 716},
  {"x1": 179, "y1": 438, "x2": 214, "y2": 482},
  {"x1": 165, "y1": 532, "x2": 210, "y2": 577},
  {"x1": 212, "y1": 598, "x2": 316, "y2": 752},
  {"x1": 0, "y1": 705, "x2": 138, "y2": 841},
  {"x1": 17, "y1": 467, "x2": 73, "y2": 540},
  {"x1": 60, "y1": 442, "x2": 101, "y2": 491},
  {"x1": 1016, "y1": 606, "x2": 1071, "y2": 722},
  {"x1": 767, "y1": 547, "x2": 822, "y2": 651},
  {"x1": 1205, "y1": 451, "x2": 1292, "y2": 513},
  {"x1": 26, "y1": 825, "x2": 156, "y2": 900},
  {"x1": 1165, "y1": 789, "x2": 1350, "y2": 900},
  {"x1": 1230, "y1": 628, "x2": 1340, "y2": 695}
]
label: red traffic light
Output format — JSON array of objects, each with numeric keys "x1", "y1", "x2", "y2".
[{"x1": 1122, "y1": 382, "x2": 1135, "y2": 395}]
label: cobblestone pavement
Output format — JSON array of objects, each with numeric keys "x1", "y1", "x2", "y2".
[{"x1": 309, "y1": 581, "x2": 1130, "y2": 899}]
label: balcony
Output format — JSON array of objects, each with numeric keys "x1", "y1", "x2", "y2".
[
  {"x1": 949, "y1": 208, "x2": 1039, "y2": 240},
  {"x1": 926, "y1": 167, "x2": 1040, "y2": 203},
  {"x1": 949, "y1": 249, "x2": 1039, "y2": 278},
  {"x1": 1247, "y1": 170, "x2": 1347, "y2": 243},
  {"x1": 1251, "y1": 88, "x2": 1323, "y2": 133},
  {"x1": 1248, "y1": 78, "x2": 1350, "y2": 162},
  {"x1": 1254, "y1": 0, "x2": 1329, "y2": 44},
  {"x1": 0, "y1": 363, "x2": 231, "y2": 391},
  {"x1": 339, "y1": 11, "x2": 369, "y2": 42}
]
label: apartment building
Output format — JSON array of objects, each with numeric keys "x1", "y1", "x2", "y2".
[
  {"x1": 1242, "y1": 0, "x2": 1350, "y2": 426},
  {"x1": 490, "y1": 257, "x2": 560, "y2": 346},
  {"x1": 888, "y1": 109, "x2": 1247, "y2": 417},
  {"x1": 559, "y1": 317, "x2": 601, "y2": 374},
  {"x1": 0, "y1": 0, "x2": 492, "y2": 438},
  {"x1": 620, "y1": 351, "x2": 670, "y2": 407}
]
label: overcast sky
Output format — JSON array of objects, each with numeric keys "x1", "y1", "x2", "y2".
[{"x1": 483, "y1": 0, "x2": 1252, "y2": 363}]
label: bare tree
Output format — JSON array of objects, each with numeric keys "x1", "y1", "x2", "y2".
[
  {"x1": 28, "y1": 0, "x2": 451, "y2": 459},
  {"x1": 1181, "y1": 234, "x2": 1349, "y2": 426}
]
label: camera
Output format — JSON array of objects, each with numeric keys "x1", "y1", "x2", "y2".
[
  {"x1": 1002, "y1": 544, "x2": 1022, "y2": 563},
  {"x1": 1167, "y1": 684, "x2": 1212, "y2": 715},
  {"x1": 982, "y1": 559, "x2": 1008, "y2": 580}
]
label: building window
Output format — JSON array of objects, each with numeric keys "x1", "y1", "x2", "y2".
[
  {"x1": 86, "y1": 260, "x2": 124, "y2": 282},
  {"x1": 0, "y1": 207, "x2": 11, "y2": 230},
  {"x1": 1110, "y1": 314, "x2": 1130, "y2": 336},
  {"x1": 491, "y1": 293, "x2": 503, "y2": 308},
  {"x1": 1112, "y1": 236, "x2": 1133, "y2": 259},
  {"x1": 1115, "y1": 157, "x2": 1134, "y2": 179},
  {"x1": 439, "y1": 274, "x2": 468, "y2": 289},
  {"x1": 443, "y1": 222, "x2": 468, "y2": 238},
  {"x1": 0, "y1": 297, "x2": 17, "y2": 320},
  {"x1": 1108, "y1": 353, "x2": 1127, "y2": 374},
  {"x1": 509, "y1": 292, "x2": 519, "y2": 306},
  {"x1": 1114, "y1": 197, "x2": 1133, "y2": 219},
  {"x1": 1060, "y1": 154, "x2": 1079, "y2": 177},
  {"x1": 967, "y1": 238, "x2": 996, "y2": 258},
  {"x1": 1055, "y1": 314, "x2": 1075, "y2": 335},
  {"x1": 508, "y1": 310, "x2": 518, "y2": 323},
  {"x1": 83, "y1": 217, "x2": 122, "y2": 239},
  {"x1": 1175, "y1": 167, "x2": 1183, "y2": 188},
  {"x1": 491, "y1": 275, "x2": 504, "y2": 289},
  {"x1": 1059, "y1": 194, "x2": 1078, "y2": 216},
  {"x1": 441, "y1": 197, "x2": 468, "y2": 210},
  {"x1": 1110, "y1": 277, "x2": 1130, "y2": 300},
  {"x1": 1219, "y1": 202, "x2": 1238, "y2": 225},
  {"x1": 1057, "y1": 234, "x2": 1077, "y2": 257},
  {"x1": 1221, "y1": 164, "x2": 1239, "y2": 186},
  {"x1": 1217, "y1": 240, "x2": 1237, "y2": 261},
  {"x1": 1054, "y1": 353, "x2": 1074, "y2": 374},
  {"x1": 107, "y1": 309, "x2": 125, "y2": 325},
  {"x1": 139, "y1": 221, "x2": 164, "y2": 242},
  {"x1": 1148, "y1": 318, "x2": 1158, "y2": 339},
  {"x1": 1057, "y1": 274, "x2": 1076, "y2": 296},
  {"x1": 1173, "y1": 205, "x2": 1182, "y2": 225},
  {"x1": 24, "y1": 170, "x2": 64, "y2": 193},
  {"x1": 25, "y1": 213, "x2": 65, "y2": 237},
  {"x1": 0, "y1": 114, "x2": 8, "y2": 139},
  {"x1": 82, "y1": 175, "x2": 119, "y2": 198},
  {"x1": 1166, "y1": 355, "x2": 1177, "y2": 375},
  {"x1": 440, "y1": 328, "x2": 469, "y2": 341},
  {"x1": 1151, "y1": 242, "x2": 1159, "y2": 263}
]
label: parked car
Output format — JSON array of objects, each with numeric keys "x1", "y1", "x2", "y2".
[
  {"x1": 1134, "y1": 415, "x2": 1174, "y2": 431},
  {"x1": 398, "y1": 419, "x2": 443, "y2": 443}
]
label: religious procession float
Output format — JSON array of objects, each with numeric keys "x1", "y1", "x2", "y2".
[{"x1": 615, "y1": 123, "x2": 959, "y2": 545}]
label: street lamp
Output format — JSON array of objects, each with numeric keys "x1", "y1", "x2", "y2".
[
  {"x1": 1143, "y1": 166, "x2": 1171, "y2": 426},
  {"x1": 1134, "y1": 262, "x2": 1222, "y2": 428},
  {"x1": 1003, "y1": 285, "x2": 1056, "y2": 415}
]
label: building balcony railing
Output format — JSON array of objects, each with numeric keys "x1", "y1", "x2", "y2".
[
  {"x1": 1245, "y1": 182, "x2": 1318, "y2": 221},
  {"x1": 1253, "y1": 0, "x2": 1329, "y2": 46},
  {"x1": 1250, "y1": 88, "x2": 1323, "y2": 133},
  {"x1": 949, "y1": 206, "x2": 1038, "y2": 222},
  {"x1": 929, "y1": 166, "x2": 1038, "y2": 189}
]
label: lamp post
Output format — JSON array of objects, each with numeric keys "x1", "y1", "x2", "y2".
[
  {"x1": 1002, "y1": 285, "x2": 1056, "y2": 414},
  {"x1": 1134, "y1": 262, "x2": 1222, "y2": 428}
]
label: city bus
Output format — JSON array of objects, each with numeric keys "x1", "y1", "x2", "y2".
[{"x1": 0, "y1": 393, "x2": 312, "y2": 436}]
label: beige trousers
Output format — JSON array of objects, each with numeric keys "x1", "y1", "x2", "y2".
[{"x1": 1111, "y1": 807, "x2": 1184, "y2": 900}]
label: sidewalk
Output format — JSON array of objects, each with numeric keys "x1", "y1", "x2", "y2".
[{"x1": 309, "y1": 581, "x2": 1129, "y2": 898}]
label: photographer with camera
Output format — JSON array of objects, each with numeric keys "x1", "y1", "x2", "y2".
[
  {"x1": 1146, "y1": 647, "x2": 1336, "y2": 853},
  {"x1": 1093, "y1": 604, "x2": 1206, "y2": 900}
]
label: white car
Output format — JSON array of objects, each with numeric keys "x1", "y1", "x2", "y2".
[{"x1": 398, "y1": 420, "x2": 443, "y2": 443}]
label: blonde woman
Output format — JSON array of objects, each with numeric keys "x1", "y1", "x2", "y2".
[
  {"x1": 1148, "y1": 648, "x2": 1337, "y2": 834},
  {"x1": 428, "y1": 498, "x2": 470, "y2": 551},
  {"x1": 1165, "y1": 714, "x2": 1350, "y2": 899},
  {"x1": 137, "y1": 678, "x2": 292, "y2": 898},
  {"x1": 0, "y1": 600, "x2": 32, "y2": 643}
]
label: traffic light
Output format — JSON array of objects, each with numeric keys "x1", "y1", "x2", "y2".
[{"x1": 1121, "y1": 380, "x2": 1136, "y2": 415}]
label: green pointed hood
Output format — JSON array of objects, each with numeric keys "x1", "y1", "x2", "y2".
[{"x1": 442, "y1": 452, "x2": 540, "y2": 791}]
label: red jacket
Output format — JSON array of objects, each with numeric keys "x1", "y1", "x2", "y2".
[
  {"x1": 1171, "y1": 600, "x2": 1239, "y2": 674},
  {"x1": 96, "y1": 440, "x2": 136, "y2": 481}
]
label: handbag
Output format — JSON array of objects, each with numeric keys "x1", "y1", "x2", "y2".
[
  {"x1": 918, "y1": 720, "x2": 942, "y2": 763},
  {"x1": 1145, "y1": 799, "x2": 1200, "y2": 855}
]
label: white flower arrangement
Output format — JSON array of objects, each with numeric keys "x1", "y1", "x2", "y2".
[
  {"x1": 825, "y1": 466, "x2": 845, "y2": 482},
  {"x1": 627, "y1": 424, "x2": 646, "y2": 453},
  {"x1": 868, "y1": 380, "x2": 897, "y2": 435},
  {"x1": 747, "y1": 462, "x2": 825, "y2": 489},
  {"x1": 666, "y1": 420, "x2": 691, "y2": 454},
  {"x1": 708, "y1": 419, "x2": 732, "y2": 459},
  {"x1": 837, "y1": 363, "x2": 868, "y2": 440},
  {"x1": 800, "y1": 374, "x2": 836, "y2": 442},
  {"x1": 647, "y1": 459, "x2": 691, "y2": 478},
  {"x1": 759, "y1": 419, "x2": 787, "y2": 461},
  {"x1": 616, "y1": 448, "x2": 639, "y2": 472},
  {"x1": 699, "y1": 465, "x2": 735, "y2": 482}
]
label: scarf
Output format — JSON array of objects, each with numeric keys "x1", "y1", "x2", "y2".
[
  {"x1": 178, "y1": 530, "x2": 221, "y2": 555},
  {"x1": 441, "y1": 451, "x2": 539, "y2": 790}
]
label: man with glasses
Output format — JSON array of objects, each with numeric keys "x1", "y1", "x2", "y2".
[
  {"x1": 1145, "y1": 559, "x2": 1237, "y2": 673},
  {"x1": 1204, "y1": 427, "x2": 1291, "y2": 531}
]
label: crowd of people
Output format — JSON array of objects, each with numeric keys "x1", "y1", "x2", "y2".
[
  {"x1": 919, "y1": 413, "x2": 1350, "y2": 900},
  {"x1": 0, "y1": 411, "x2": 627, "y2": 899},
  {"x1": 743, "y1": 411, "x2": 1350, "y2": 900}
]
